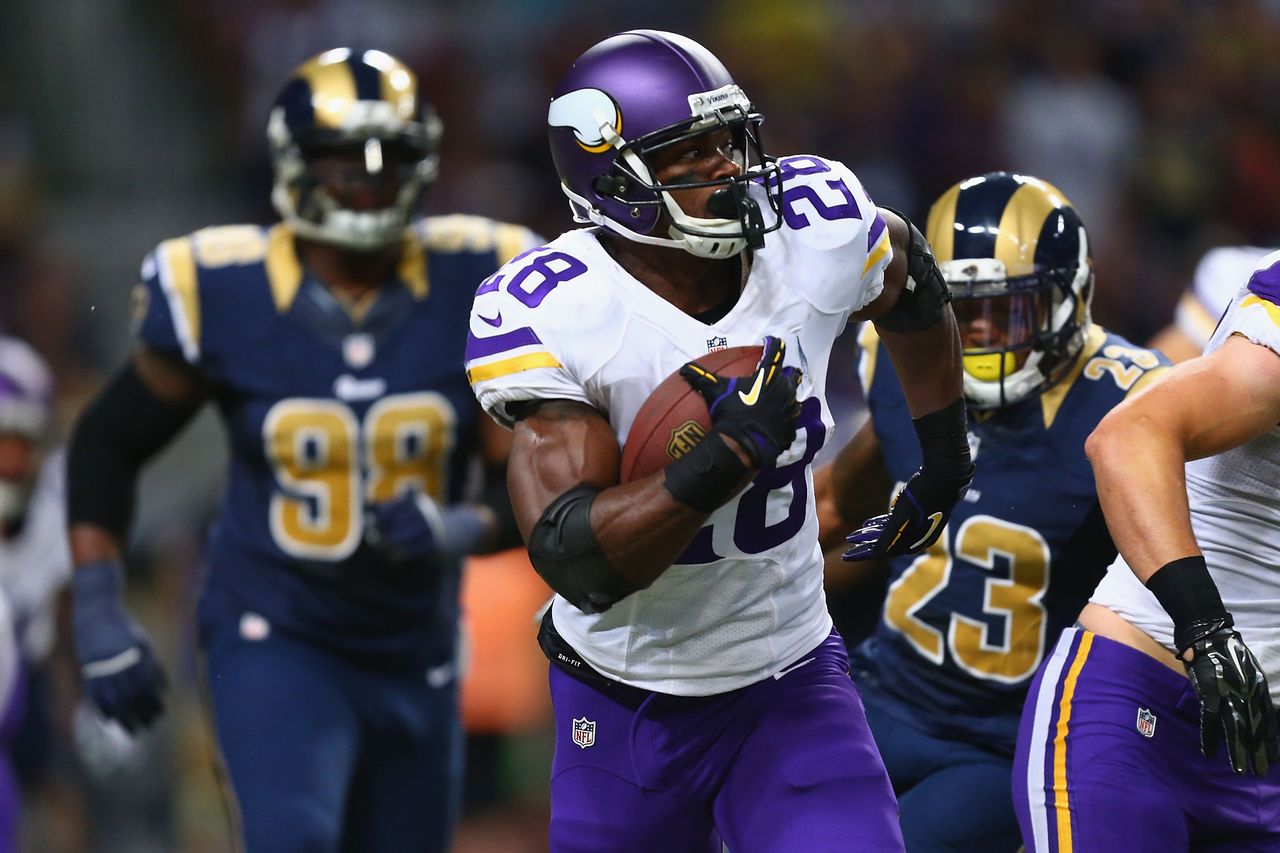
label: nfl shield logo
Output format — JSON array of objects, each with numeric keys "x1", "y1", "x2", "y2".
[
  {"x1": 1136, "y1": 707, "x2": 1157, "y2": 738},
  {"x1": 572, "y1": 717, "x2": 596, "y2": 749},
  {"x1": 706, "y1": 336, "x2": 728, "y2": 353},
  {"x1": 343, "y1": 333, "x2": 375, "y2": 369}
]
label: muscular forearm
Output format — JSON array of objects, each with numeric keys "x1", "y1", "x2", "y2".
[
  {"x1": 876, "y1": 307, "x2": 964, "y2": 418},
  {"x1": 69, "y1": 523, "x2": 126, "y2": 567},
  {"x1": 1087, "y1": 407, "x2": 1198, "y2": 583},
  {"x1": 590, "y1": 475, "x2": 725, "y2": 586}
]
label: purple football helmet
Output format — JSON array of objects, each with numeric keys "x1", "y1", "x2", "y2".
[{"x1": 548, "y1": 30, "x2": 783, "y2": 259}]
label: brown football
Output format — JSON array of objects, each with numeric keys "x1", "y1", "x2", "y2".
[{"x1": 620, "y1": 345, "x2": 763, "y2": 482}]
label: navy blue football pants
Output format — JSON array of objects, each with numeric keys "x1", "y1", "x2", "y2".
[
  {"x1": 200, "y1": 617, "x2": 461, "y2": 853},
  {"x1": 860, "y1": 687, "x2": 1022, "y2": 853}
]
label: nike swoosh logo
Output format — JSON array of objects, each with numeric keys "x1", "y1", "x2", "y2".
[
  {"x1": 773, "y1": 657, "x2": 816, "y2": 680},
  {"x1": 908, "y1": 512, "x2": 944, "y2": 551},
  {"x1": 738, "y1": 370, "x2": 765, "y2": 406},
  {"x1": 479, "y1": 312, "x2": 503, "y2": 327}
]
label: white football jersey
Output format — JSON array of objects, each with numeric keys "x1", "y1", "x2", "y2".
[
  {"x1": 466, "y1": 156, "x2": 891, "y2": 694},
  {"x1": 0, "y1": 449, "x2": 71, "y2": 663},
  {"x1": 1091, "y1": 249, "x2": 1280, "y2": 701},
  {"x1": 1175, "y1": 246, "x2": 1275, "y2": 352}
]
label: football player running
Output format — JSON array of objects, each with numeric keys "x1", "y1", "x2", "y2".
[
  {"x1": 1015, "y1": 253, "x2": 1280, "y2": 848},
  {"x1": 815, "y1": 173, "x2": 1170, "y2": 852},
  {"x1": 65, "y1": 49, "x2": 534, "y2": 853},
  {"x1": 465, "y1": 30, "x2": 973, "y2": 853}
]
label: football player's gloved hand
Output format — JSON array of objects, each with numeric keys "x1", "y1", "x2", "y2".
[
  {"x1": 680, "y1": 335, "x2": 802, "y2": 468},
  {"x1": 365, "y1": 491, "x2": 488, "y2": 564},
  {"x1": 1180, "y1": 619, "x2": 1278, "y2": 776},
  {"x1": 71, "y1": 559, "x2": 167, "y2": 733},
  {"x1": 842, "y1": 465, "x2": 972, "y2": 561}
]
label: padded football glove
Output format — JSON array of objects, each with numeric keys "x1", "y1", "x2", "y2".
[
  {"x1": 1181, "y1": 619, "x2": 1277, "y2": 776},
  {"x1": 71, "y1": 559, "x2": 167, "y2": 732},
  {"x1": 365, "y1": 491, "x2": 488, "y2": 564},
  {"x1": 842, "y1": 465, "x2": 972, "y2": 560},
  {"x1": 680, "y1": 335, "x2": 802, "y2": 468}
]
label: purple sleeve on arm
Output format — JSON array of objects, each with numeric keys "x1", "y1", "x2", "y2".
[
  {"x1": 465, "y1": 326, "x2": 543, "y2": 362},
  {"x1": 1246, "y1": 260, "x2": 1280, "y2": 306}
]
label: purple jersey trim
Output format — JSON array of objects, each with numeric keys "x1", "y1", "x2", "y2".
[
  {"x1": 1246, "y1": 260, "x2": 1280, "y2": 305},
  {"x1": 867, "y1": 211, "x2": 886, "y2": 252},
  {"x1": 465, "y1": 326, "x2": 543, "y2": 362}
]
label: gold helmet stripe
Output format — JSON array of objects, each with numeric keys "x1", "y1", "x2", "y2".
[
  {"x1": 372, "y1": 53, "x2": 419, "y2": 122},
  {"x1": 993, "y1": 177, "x2": 1071, "y2": 278},
  {"x1": 925, "y1": 181, "x2": 961, "y2": 264},
  {"x1": 296, "y1": 51, "x2": 358, "y2": 129}
]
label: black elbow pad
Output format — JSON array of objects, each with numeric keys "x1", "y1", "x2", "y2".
[
  {"x1": 875, "y1": 207, "x2": 951, "y2": 333},
  {"x1": 527, "y1": 486, "x2": 641, "y2": 614}
]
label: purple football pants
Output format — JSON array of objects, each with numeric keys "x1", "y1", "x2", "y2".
[
  {"x1": 1014, "y1": 627, "x2": 1280, "y2": 852},
  {"x1": 547, "y1": 631, "x2": 904, "y2": 853}
]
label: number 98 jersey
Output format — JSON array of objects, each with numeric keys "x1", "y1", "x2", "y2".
[
  {"x1": 851, "y1": 323, "x2": 1169, "y2": 755},
  {"x1": 132, "y1": 216, "x2": 538, "y2": 668}
]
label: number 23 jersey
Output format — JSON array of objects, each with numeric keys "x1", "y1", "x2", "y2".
[
  {"x1": 852, "y1": 323, "x2": 1169, "y2": 755},
  {"x1": 133, "y1": 216, "x2": 537, "y2": 667},
  {"x1": 467, "y1": 155, "x2": 891, "y2": 696}
]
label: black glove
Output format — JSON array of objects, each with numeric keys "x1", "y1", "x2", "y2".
[
  {"x1": 680, "y1": 335, "x2": 802, "y2": 468},
  {"x1": 1147, "y1": 555, "x2": 1279, "y2": 776},
  {"x1": 842, "y1": 465, "x2": 972, "y2": 560},
  {"x1": 1180, "y1": 619, "x2": 1278, "y2": 776}
]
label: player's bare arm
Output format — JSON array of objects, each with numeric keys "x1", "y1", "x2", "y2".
[
  {"x1": 1087, "y1": 334, "x2": 1280, "y2": 582},
  {"x1": 508, "y1": 398, "x2": 747, "y2": 592}
]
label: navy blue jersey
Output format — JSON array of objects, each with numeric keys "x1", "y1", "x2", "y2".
[
  {"x1": 133, "y1": 216, "x2": 538, "y2": 668},
  {"x1": 850, "y1": 323, "x2": 1169, "y2": 756}
]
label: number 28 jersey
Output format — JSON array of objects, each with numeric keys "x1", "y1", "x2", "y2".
[
  {"x1": 852, "y1": 323, "x2": 1169, "y2": 755},
  {"x1": 133, "y1": 216, "x2": 537, "y2": 667},
  {"x1": 467, "y1": 155, "x2": 890, "y2": 696}
]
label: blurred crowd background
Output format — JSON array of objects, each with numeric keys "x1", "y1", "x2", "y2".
[{"x1": 2, "y1": 0, "x2": 1280, "y2": 850}]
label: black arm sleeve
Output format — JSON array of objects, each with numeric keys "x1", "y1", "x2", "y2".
[{"x1": 66, "y1": 363, "x2": 203, "y2": 538}]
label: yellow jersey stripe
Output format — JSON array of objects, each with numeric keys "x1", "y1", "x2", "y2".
[
  {"x1": 1242, "y1": 294, "x2": 1280, "y2": 328},
  {"x1": 398, "y1": 235, "x2": 429, "y2": 299},
  {"x1": 265, "y1": 224, "x2": 304, "y2": 312},
  {"x1": 157, "y1": 237, "x2": 200, "y2": 361},
  {"x1": 1039, "y1": 325, "x2": 1108, "y2": 429},
  {"x1": 862, "y1": 231, "x2": 891, "y2": 280},
  {"x1": 1125, "y1": 364, "x2": 1170, "y2": 398},
  {"x1": 466, "y1": 352, "x2": 561, "y2": 384},
  {"x1": 494, "y1": 223, "x2": 533, "y2": 266},
  {"x1": 1052, "y1": 631, "x2": 1094, "y2": 851}
]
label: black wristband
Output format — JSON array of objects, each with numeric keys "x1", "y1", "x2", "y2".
[
  {"x1": 1145, "y1": 555, "x2": 1233, "y2": 653},
  {"x1": 912, "y1": 397, "x2": 973, "y2": 481},
  {"x1": 663, "y1": 432, "x2": 750, "y2": 514}
]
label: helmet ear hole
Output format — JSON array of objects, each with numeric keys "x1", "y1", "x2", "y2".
[{"x1": 592, "y1": 175, "x2": 630, "y2": 199}]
